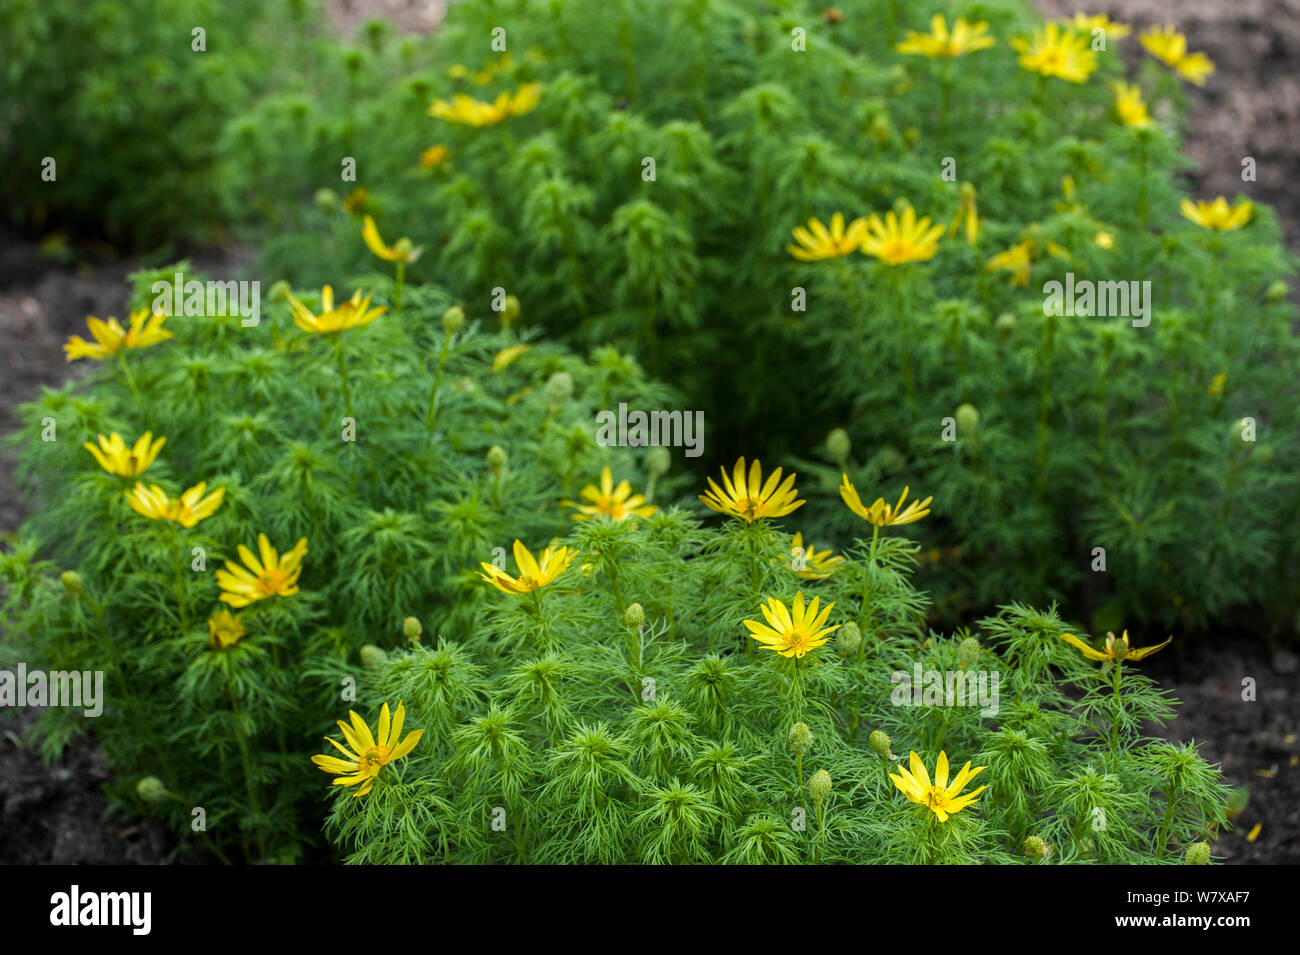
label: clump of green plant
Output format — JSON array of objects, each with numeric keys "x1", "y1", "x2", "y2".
[
  {"x1": 0, "y1": 265, "x2": 672, "y2": 862},
  {"x1": 320, "y1": 461, "x2": 1230, "y2": 864}
]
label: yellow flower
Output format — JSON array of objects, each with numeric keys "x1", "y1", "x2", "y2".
[
  {"x1": 1208, "y1": 372, "x2": 1226, "y2": 397},
  {"x1": 699, "y1": 457, "x2": 804, "y2": 522},
  {"x1": 986, "y1": 239, "x2": 1035, "y2": 286},
  {"x1": 1140, "y1": 25, "x2": 1214, "y2": 86},
  {"x1": 840, "y1": 474, "x2": 932, "y2": 527},
  {"x1": 1067, "y1": 13, "x2": 1131, "y2": 40},
  {"x1": 311, "y1": 702, "x2": 424, "y2": 797},
  {"x1": 84, "y1": 431, "x2": 165, "y2": 477},
  {"x1": 285, "y1": 285, "x2": 387, "y2": 334},
  {"x1": 492, "y1": 343, "x2": 531, "y2": 371},
  {"x1": 790, "y1": 532, "x2": 844, "y2": 580},
  {"x1": 1180, "y1": 197, "x2": 1253, "y2": 231},
  {"x1": 1010, "y1": 24, "x2": 1098, "y2": 83},
  {"x1": 207, "y1": 609, "x2": 246, "y2": 650},
  {"x1": 891, "y1": 751, "x2": 987, "y2": 822},
  {"x1": 420, "y1": 144, "x2": 449, "y2": 168},
  {"x1": 64, "y1": 309, "x2": 173, "y2": 361},
  {"x1": 127, "y1": 482, "x2": 225, "y2": 528},
  {"x1": 895, "y1": 14, "x2": 995, "y2": 58},
  {"x1": 1094, "y1": 230, "x2": 1115, "y2": 249},
  {"x1": 1061, "y1": 629, "x2": 1171, "y2": 663},
  {"x1": 786, "y1": 213, "x2": 866, "y2": 262},
  {"x1": 947, "y1": 183, "x2": 981, "y2": 245},
  {"x1": 429, "y1": 83, "x2": 541, "y2": 126},
  {"x1": 561, "y1": 467, "x2": 657, "y2": 521},
  {"x1": 743, "y1": 591, "x2": 839, "y2": 659},
  {"x1": 858, "y1": 202, "x2": 944, "y2": 265},
  {"x1": 361, "y1": 216, "x2": 422, "y2": 264},
  {"x1": 1113, "y1": 81, "x2": 1153, "y2": 128},
  {"x1": 479, "y1": 540, "x2": 578, "y2": 595},
  {"x1": 216, "y1": 534, "x2": 308, "y2": 608}
]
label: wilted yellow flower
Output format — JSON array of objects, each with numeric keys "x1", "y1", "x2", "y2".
[
  {"x1": 786, "y1": 213, "x2": 866, "y2": 261},
  {"x1": 84, "y1": 431, "x2": 165, "y2": 478},
  {"x1": 311, "y1": 702, "x2": 424, "y2": 797},
  {"x1": 895, "y1": 14, "x2": 995, "y2": 58},
  {"x1": 790, "y1": 532, "x2": 844, "y2": 580},
  {"x1": 1140, "y1": 25, "x2": 1214, "y2": 86},
  {"x1": 207, "y1": 609, "x2": 246, "y2": 650},
  {"x1": 699, "y1": 457, "x2": 804, "y2": 522},
  {"x1": 420, "y1": 144, "x2": 449, "y2": 168},
  {"x1": 840, "y1": 474, "x2": 932, "y2": 527},
  {"x1": 1067, "y1": 13, "x2": 1131, "y2": 40},
  {"x1": 64, "y1": 309, "x2": 173, "y2": 361},
  {"x1": 361, "y1": 216, "x2": 422, "y2": 264},
  {"x1": 891, "y1": 751, "x2": 987, "y2": 822},
  {"x1": 492, "y1": 343, "x2": 531, "y2": 371},
  {"x1": 859, "y1": 202, "x2": 944, "y2": 265},
  {"x1": 562, "y1": 467, "x2": 657, "y2": 521},
  {"x1": 479, "y1": 540, "x2": 579, "y2": 595},
  {"x1": 1113, "y1": 81, "x2": 1153, "y2": 128},
  {"x1": 1010, "y1": 24, "x2": 1098, "y2": 83},
  {"x1": 1180, "y1": 197, "x2": 1253, "y2": 231},
  {"x1": 127, "y1": 482, "x2": 225, "y2": 528},
  {"x1": 948, "y1": 183, "x2": 981, "y2": 244},
  {"x1": 285, "y1": 285, "x2": 386, "y2": 334},
  {"x1": 743, "y1": 591, "x2": 839, "y2": 659},
  {"x1": 217, "y1": 534, "x2": 309, "y2": 608},
  {"x1": 1062, "y1": 629, "x2": 1171, "y2": 663}
]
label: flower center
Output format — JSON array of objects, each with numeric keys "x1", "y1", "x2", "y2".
[{"x1": 255, "y1": 568, "x2": 289, "y2": 596}]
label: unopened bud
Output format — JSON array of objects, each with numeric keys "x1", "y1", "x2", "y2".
[
  {"x1": 623, "y1": 603, "x2": 646, "y2": 629},
  {"x1": 789, "y1": 722, "x2": 813, "y2": 757},
  {"x1": 868, "y1": 114, "x2": 892, "y2": 143},
  {"x1": 441, "y1": 305, "x2": 466, "y2": 335},
  {"x1": 837, "y1": 621, "x2": 862, "y2": 656},
  {"x1": 955, "y1": 403, "x2": 979, "y2": 437},
  {"x1": 809, "y1": 769, "x2": 832, "y2": 803},
  {"x1": 826, "y1": 427, "x2": 851, "y2": 463},
  {"x1": 136, "y1": 776, "x2": 171, "y2": 803},
  {"x1": 502, "y1": 294, "x2": 521, "y2": 328},
  {"x1": 868, "y1": 730, "x2": 892, "y2": 758},
  {"x1": 544, "y1": 371, "x2": 574, "y2": 407},
  {"x1": 359, "y1": 644, "x2": 388, "y2": 669},
  {"x1": 995, "y1": 312, "x2": 1016, "y2": 335},
  {"x1": 1185, "y1": 841, "x2": 1211, "y2": 865},
  {"x1": 314, "y1": 187, "x2": 340, "y2": 212},
  {"x1": 1023, "y1": 835, "x2": 1051, "y2": 859},
  {"x1": 1265, "y1": 280, "x2": 1288, "y2": 304},
  {"x1": 957, "y1": 636, "x2": 981, "y2": 668},
  {"x1": 402, "y1": 616, "x2": 423, "y2": 645},
  {"x1": 60, "y1": 570, "x2": 83, "y2": 598},
  {"x1": 487, "y1": 445, "x2": 507, "y2": 477},
  {"x1": 646, "y1": 446, "x2": 671, "y2": 478}
]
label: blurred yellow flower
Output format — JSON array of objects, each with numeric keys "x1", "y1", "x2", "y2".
[
  {"x1": 430, "y1": 83, "x2": 541, "y2": 126},
  {"x1": 361, "y1": 216, "x2": 422, "y2": 263},
  {"x1": 699, "y1": 457, "x2": 804, "y2": 522},
  {"x1": 948, "y1": 183, "x2": 981, "y2": 244},
  {"x1": 986, "y1": 239, "x2": 1034, "y2": 286},
  {"x1": 896, "y1": 14, "x2": 995, "y2": 58},
  {"x1": 859, "y1": 202, "x2": 944, "y2": 265},
  {"x1": 492, "y1": 343, "x2": 531, "y2": 371},
  {"x1": 285, "y1": 285, "x2": 386, "y2": 334},
  {"x1": 840, "y1": 474, "x2": 932, "y2": 526},
  {"x1": 64, "y1": 309, "x2": 173, "y2": 361},
  {"x1": 1067, "y1": 13, "x2": 1131, "y2": 40},
  {"x1": 743, "y1": 591, "x2": 839, "y2": 659},
  {"x1": 1208, "y1": 372, "x2": 1226, "y2": 397},
  {"x1": 127, "y1": 481, "x2": 225, "y2": 528},
  {"x1": 478, "y1": 540, "x2": 578, "y2": 595},
  {"x1": 1010, "y1": 24, "x2": 1098, "y2": 83},
  {"x1": 562, "y1": 467, "x2": 656, "y2": 521},
  {"x1": 311, "y1": 702, "x2": 423, "y2": 797},
  {"x1": 1061, "y1": 629, "x2": 1171, "y2": 662},
  {"x1": 84, "y1": 431, "x2": 165, "y2": 478},
  {"x1": 420, "y1": 144, "x2": 449, "y2": 168},
  {"x1": 891, "y1": 751, "x2": 987, "y2": 822},
  {"x1": 217, "y1": 534, "x2": 308, "y2": 608},
  {"x1": 1112, "y1": 81, "x2": 1153, "y2": 128},
  {"x1": 1140, "y1": 25, "x2": 1214, "y2": 86},
  {"x1": 786, "y1": 213, "x2": 865, "y2": 261},
  {"x1": 1180, "y1": 197, "x2": 1253, "y2": 231},
  {"x1": 207, "y1": 609, "x2": 246, "y2": 650},
  {"x1": 1094, "y1": 230, "x2": 1115, "y2": 249}
]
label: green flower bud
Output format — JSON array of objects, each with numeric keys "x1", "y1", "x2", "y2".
[
  {"x1": 809, "y1": 769, "x2": 832, "y2": 804},
  {"x1": 544, "y1": 371, "x2": 574, "y2": 407},
  {"x1": 868, "y1": 114, "x2": 892, "y2": 143},
  {"x1": 1185, "y1": 842, "x2": 1211, "y2": 865},
  {"x1": 1265, "y1": 280, "x2": 1289, "y2": 304},
  {"x1": 646, "y1": 446, "x2": 671, "y2": 478},
  {"x1": 60, "y1": 570, "x2": 83, "y2": 598},
  {"x1": 136, "y1": 776, "x2": 171, "y2": 803},
  {"x1": 868, "y1": 730, "x2": 892, "y2": 759},
  {"x1": 359, "y1": 644, "x2": 388, "y2": 669},
  {"x1": 441, "y1": 305, "x2": 466, "y2": 336},
  {"x1": 995, "y1": 312, "x2": 1017, "y2": 335},
  {"x1": 487, "y1": 445, "x2": 507, "y2": 477},
  {"x1": 623, "y1": 603, "x2": 646, "y2": 629},
  {"x1": 402, "y1": 616, "x2": 423, "y2": 645},
  {"x1": 1023, "y1": 835, "x2": 1051, "y2": 859},
  {"x1": 837, "y1": 621, "x2": 862, "y2": 656},
  {"x1": 501, "y1": 294, "x2": 521, "y2": 328},
  {"x1": 955, "y1": 403, "x2": 979, "y2": 437},
  {"x1": 789, "y1": 722, "x2": 813, "y2": 757},
  {"x1": 826, "y1": 427, "x2": 851, "y2": 463},
  {"x1": 313, "y1": 187, "x2": 340, "y2": 212},
  {"x1": 957, "y1": 636, "x2": 981, "y2": 668}
]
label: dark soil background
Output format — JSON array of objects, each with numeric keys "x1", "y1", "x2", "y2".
[{"x1": 1, "y1": 0, "x2": 1296, "y2": 864}]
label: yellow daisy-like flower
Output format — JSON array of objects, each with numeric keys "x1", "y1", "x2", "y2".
[
  {"x1": 285, "y1": 285, "x2": 387, "y2": 334},
  {"x1": 895, "y1": 14, "x2": 995, "y2": 58},
  {"x1": 64, "y1": 309, "x2": 174, "y2": 362},
  {"x1": 790, "y1": 532, "x2": 844, "y2": 580},
  {"x1": 858, "y1": 202, "x2": 944, "y2": 265},
  {"x1": 493, "y1": 82, "x2": 542, "y2": 120},
  {"x1": 561, "y1": 467, "x2": 657, "y2": 521},
  {"x1": 478, "y1": 540, "x2": 579, "y2": 595},
  {"x1": 840, "y1": 474, "x2": 932, "y2": 527},
  {"x1": 1180, "y1": 197, "x2": 1253, "y2": 231},
  {"x1": 127, "y1": 482, "x2": 225, "y2": 528},
  {"x1": 216, "y1": 534, "x2": 308, "y2": 608},
  {"x1": 207, "y1": 609, "x2": 246, "y2": 650},
  {"x1": 699, "y1": 457, "x2": 804, "y2": 522},
  {"x1": 311, "y1": 702, "x2": 424, "y2": 797},
  {"x1": 786, "y1": 213, "x2": 866, "y2": 262},
  {"x1": 1061, "y1": 629, "x2": 1172, "y2": 663},
  {"x1": 429, "y1": 83, "x2": 541, "y2": 126},
  {"x1": 1010, "y1": 24, "x2": 1098, "y2": 83},
  {"x1": 84, "y1": 431, "x2": 165, "y2": 478},
  {"x1": 361, "y1": 216, "x2": 422, "y2": 264},
  {"x1": 492, "y1": 343, "x2": 531, "y2": 371},
  {"x1": 891, "y1": 751, "x2": 987, "y2": 822},
  {"x1": 743, "y1": 591, "x2": 839, "y2": 659},
  {"x1": 1113, "y1": 81, "x2": 1153, "y2": 129},
  {"x1": 420, "y1": 144, "x2": 449, "y2": 168},
  {"x1": 1067, "y1": 13, "x2": 1132, "y2": 40},
  {"x1": 986, "y1": 239, "x2": 1035, "y2": 286},
  {"x1": 1140, "y1": 25, "x2": 1214, "y2": 86}
]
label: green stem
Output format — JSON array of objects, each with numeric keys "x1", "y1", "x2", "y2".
[
  {"x1": 228, "y1": 672, "x2": 266, "y2": 860},
  {"x1": 394, "y1": 261, "x2": 405, "y2": 316},
  {"x1": 333, "y1": 333, "x2": 354, "y2": 419}
]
